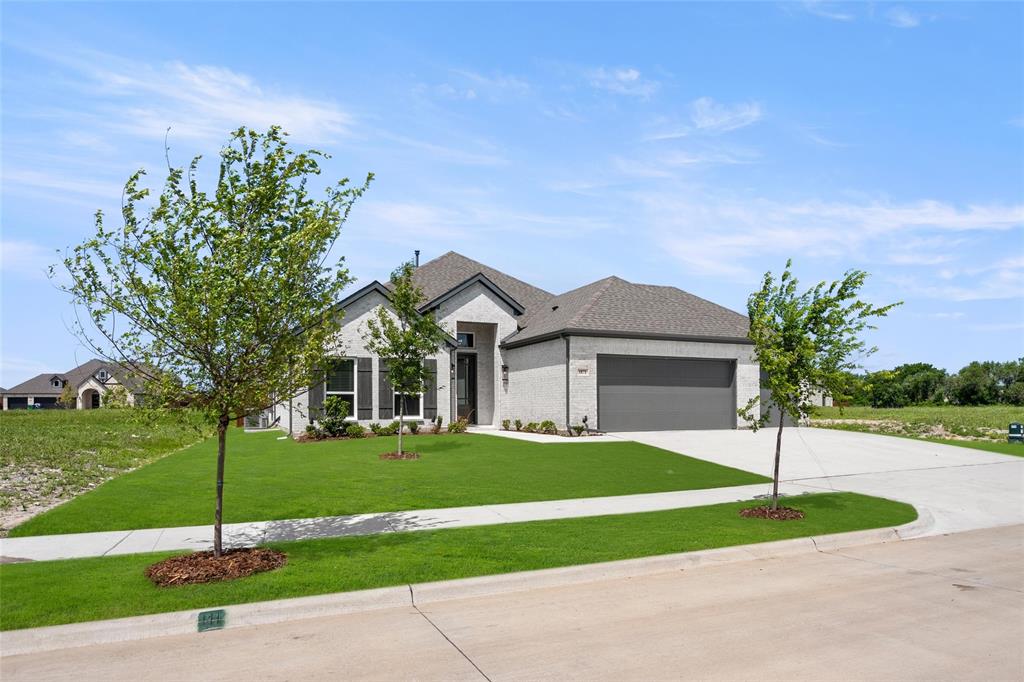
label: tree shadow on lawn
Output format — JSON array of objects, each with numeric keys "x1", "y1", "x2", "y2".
[{"x1": 224, "y1": 511, "x2": 453, "y2": 548}]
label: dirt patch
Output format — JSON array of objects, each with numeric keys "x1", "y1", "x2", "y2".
[
  {"x1": 379, "y1": 451, "x2": 421, "y2": 460},
  {"x1": 810, "y1": 418, "x2": 1003, "y2": 442},
  {"x1": 739, "y1": 506, "x2": 806, "y2": 521},
  {"x1": 146, "y1": 548, "x2": 287, "y2": 587}
]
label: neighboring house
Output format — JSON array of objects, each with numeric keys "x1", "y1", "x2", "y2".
[
  {"x1": 0, "y1": 359, "x2": 145, "y2": 410},
  {"x1": 270, "y1": 251, "x2": 808, "y2": 434}
]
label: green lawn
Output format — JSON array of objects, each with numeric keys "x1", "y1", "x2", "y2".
[
  {"x1": 0, "y1": 409, "x2": 212, "y2": 524},
  {"x1": 0, "y1": 492, "x2": 916, "y2": 630},
  {"x1": 10, "y1": 432, "x2": 768, "y2": 537}
]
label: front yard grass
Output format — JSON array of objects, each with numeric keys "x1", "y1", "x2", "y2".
[
  {"x1": 0, "y1": 492, "x2": 916, "y2": 630},
  {"x1": 10, "y1": 432, "x2": 768, "y2": 537}
]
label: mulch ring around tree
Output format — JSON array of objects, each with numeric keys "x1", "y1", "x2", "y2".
[
  {"x1": 739, "y1": 506, "x2": 806, "y2": 521},
  {"x1": 145, "y1": 548, "x2": 287, "y2": 587},
  {"x1": 379, "y1": 451, "x2": 421, "y2": 460}
]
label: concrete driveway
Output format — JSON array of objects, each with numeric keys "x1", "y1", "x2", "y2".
[{"x1": 617, "y1": 427, "x2": 1024, "y2": 535}]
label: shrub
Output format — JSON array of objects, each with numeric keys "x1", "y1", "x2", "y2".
[
  {"x1": 102, "y1": 385, "x2": 131, "y2": 409},
  {"x1": 447, "y1": 417, "x2": 469, "y2": 433},
  {"x1": 431, "y1": 415, "x2": 444, "y2": 434},
  {"x1": 369, "y1": 422, "x2": 383, "y2": 435},
  {"x1": 538, "y1": 420, "x2": 558, "y2": 435},
  {"x1": 524, "y1": 422, "x2": 539, "y2": 433},
  {"x1": 305, "y1": 424, "x2": 325, "y2": 440},
  {"x1": 409, "y1": 421, "x2": 420, "y2": 435},
  {"x1": 571, "y1": 424, "x2": 585, "y2": 436},
  {"x1": 514, "y1": 419, "x2": 523, "y2": 432},
  {"x1": 345, "y1": 423, "x2": 367, "y2": 439},
  {"x1": 501, "y1": 419, "x2": 511, "y2": 431},
  {"x1": 387, "y1": 420, "x2": 402, "y2": 435},
  {"x1": 320, "y1": 396, "x2": 351, "y2": 437}
]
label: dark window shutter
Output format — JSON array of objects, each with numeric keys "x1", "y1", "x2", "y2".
[
  {"x1": 423, "y1": 359, "x2": 438, "y2": 420},
  {"x1": 357, "y1": 357, "x2": 372, "y2": 420},
  {"x1": 308, "y1": 368, "x2": 325, "y2": 421},
  {"x1": 378, "y1": 360, "x2": 394, "y2": 419}
]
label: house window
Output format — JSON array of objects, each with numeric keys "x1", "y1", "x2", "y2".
[
  {"x1": 97, "y1": 370, "x2": 109, "y2": 381},
  {"x1": 393, "y1": 392, "x2": 422, "y2": 419},
  {"x1": 51, "y1": 378, "x2": 62, "y2": 388},
  {"x1": 324, "y1": 358, "x2": 356, "y2": 419},
  {"x1": 457, "y1": 332, "x2": 475, "y2": 348}
]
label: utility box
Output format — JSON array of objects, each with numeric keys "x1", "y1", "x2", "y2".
[{"x1": 1009, "y1": 423, "x2": 1024, "y2": 445}]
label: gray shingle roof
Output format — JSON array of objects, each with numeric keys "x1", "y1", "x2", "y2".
[
  {"x1": 2, "y1": 373, "x2": 65, "y2": 396},
  {"x1": 1, "y1": 359, "x2": 147, "y2": 396},
  {"x1": 407, "y1": 251, "x2": 555, "y2": 315},
  {"x1": 504, "y1": 276, "x2": 750, "y2": 347}
]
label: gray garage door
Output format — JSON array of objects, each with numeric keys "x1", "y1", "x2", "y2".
[{"x1": 597, "y1": 355, "x2": 736, "y2": 431}]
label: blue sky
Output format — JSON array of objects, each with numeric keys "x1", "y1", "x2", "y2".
[{"x1": 2, "y1": 2, "x2": 1022, "y2": 387}]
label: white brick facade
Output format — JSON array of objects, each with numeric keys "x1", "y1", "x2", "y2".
[{"x1": 501, "y1": 337, "x2": 566, "y2": 425}]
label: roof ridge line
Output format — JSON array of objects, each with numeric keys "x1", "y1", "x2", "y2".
[{"x1": 566, "y1": 276, "x2": 618, "y2": 328}]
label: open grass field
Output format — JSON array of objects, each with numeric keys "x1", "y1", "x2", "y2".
[
  {"x1": 9, "y1": 431, "x2": 768, "y2": 537},
  {"x1": 810, "y1": 405, "x2": 1024, "y2": 452},
  {"x1": 0, "y1": 492, "x2": 916, "y2": 630},
  {"x1": 0, "y1": 409, "x2": 213, "y2": 532}
]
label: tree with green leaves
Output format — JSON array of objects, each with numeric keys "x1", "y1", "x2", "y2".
[
  {"x1": 739, "y1": 261, "x2": 900, "y2": 511},
  {"x1": 363, "y1": 262, "x2": 450, "y2": 457},
  {"x1": 56, "y1": 126, "x2": 371, "y2": 556}
]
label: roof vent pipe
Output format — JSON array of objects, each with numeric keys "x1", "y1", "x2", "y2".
[{"x1": 414, "y1": 250, "x2": 420, "y2": 267}]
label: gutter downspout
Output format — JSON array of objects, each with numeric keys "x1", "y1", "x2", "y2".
[{"x1": 564, "y1": 334, "x2": 570, "y2": 430}]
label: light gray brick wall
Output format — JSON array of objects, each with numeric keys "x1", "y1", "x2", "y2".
[
  {"x1": 436, "y1": 283, "x2": 518, "y2": 426},
  {"x1": 275, "y1": 288, "x2": 453, "y2": 434},
  {"x1": 567, "y1": 336, "x2": 759, "y2": 430},
  {"x1": 501, "y1": 337, "x2": 566, "y2": 426}
]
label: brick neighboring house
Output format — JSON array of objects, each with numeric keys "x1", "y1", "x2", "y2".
[
  {"x1": 268, "y1": 251, "x2": 825, "y2": 435},
  {"x1": 1, "y1": 359, "x2": 145, "y2": 410}
]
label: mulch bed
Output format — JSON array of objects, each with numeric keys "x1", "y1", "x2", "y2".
[
  {"x1": 739, "y1": 506, "x2": 805, "y2": 521},
  {"x1": 379, "y1": 451, "x2": 421, "y2": 460},
  {"x1": 145, "y1": 548, "x2": 287, "y2": 587}
]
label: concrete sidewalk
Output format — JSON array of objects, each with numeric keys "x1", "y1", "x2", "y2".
[{"x1": 0, "y1": 481, "x2": 807, "y2": 563}]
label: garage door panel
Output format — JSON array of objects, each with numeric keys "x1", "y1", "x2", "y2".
[{"x1": 597, "y1": 356, "x2": 735, "y2": 431}]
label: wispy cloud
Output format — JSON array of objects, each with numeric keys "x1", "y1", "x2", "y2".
[
  {"x1": 885, "y1": 6, "x2": 922, "y2": 28},
  {"x1": 800, "y1": 1, "x2": 855, "y2": 22},
  {"x1": 0, "y1": 239, "x2": 57, "y2": 281},
  {"x1": 376, "y1": 132, "x2": 507, "y2": 167},
  {"x1": 646, "y1": 97, "x2": 763, "y2": 140},
  {"x1": 16, "y1": 46, "x2": 352, "y2": 144},
  {"x1": 587, "y1": 67, "x2": 659, "y2": 98}
]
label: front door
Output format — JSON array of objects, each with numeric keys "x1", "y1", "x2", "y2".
[{"x1": 456, "y1": 354, "x2": 477, "y2": 423}]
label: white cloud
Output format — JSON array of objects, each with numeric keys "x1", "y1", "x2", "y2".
[
  {"x1": 587, "y1": 67, "x2": 659, "y2": 98},
  {"x1": 3, "y1": 169, "x2": 124, "y2": 198},
  {"x1": 800, "y1": 1, "x2": 855, "y2": 22},
  {"x1": 691, "y1": 97, "x2": 763, "y2": 133},
  {"x1": 376, "y1": 132, "x2": 507, "y2": 167},
  {"x1": 24, "y1": 48, "x2": 352, "y2": 144},
  {"x1": 885, "y1": 7, "x2": 922, "y2": 28},
  {"x1": 0, "y1": 240, "x2": 58, "y2": 281}
]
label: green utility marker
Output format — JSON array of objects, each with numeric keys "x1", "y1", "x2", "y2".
[{"x1": 197, "y1": 609, "x2": 226, "y2": 632}]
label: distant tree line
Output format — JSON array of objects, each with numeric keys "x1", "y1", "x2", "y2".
[{"x1": 834, "y1": 359, "x2": 1024, "y2": 407}]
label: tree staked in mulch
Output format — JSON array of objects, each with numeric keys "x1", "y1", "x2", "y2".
[
  {"x1": 739, "y1": 506, "x2": 806, "y2": 521},
  {"x1": 379, "y1": 451, "x2": 420, "y2": 460},
  {"x1": 146, "y1": 548, "x2": 287, "y2": 587}
]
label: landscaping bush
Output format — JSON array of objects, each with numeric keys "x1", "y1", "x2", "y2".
[
  {"x1": 514, "y1": 419, "x2": 522, "y2": 432},
  {"x1": 431, "y1": 416, "x2": 444, "y2": 434},
  {"x1": 304, "y1": 424, "x2": 325, "y2": 440},
  {"x1": 409, "y1": 421, "x2": 420, "y2": 435},
  {"x1": 447, "y1": 417, "x2": 469, "y2": 433},
  {"x1": 539, "y1": 420, "x2": 558, "y2": 435},
  {"x1": 501, "y1": 419, "x2": 511, "y2": 431},
  {"x1": 524, "y1": 422, "x2": 539, "y2": 433},
  {"x1": 368, "y1": 422, "x2": 383, "y2": 435},
  {"x1": 571, "y1": 424, "x2": 585, "y2": 437},
  {"x1": 345, "y1": 423, "x2": 367, "y2": 439},
  {"x1": 320, "y1": 396, "x2": 351, "y2": 437}
]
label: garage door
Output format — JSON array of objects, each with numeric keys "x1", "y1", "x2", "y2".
[{"x1": 597, "y1": 355, "x2": 736, "y2": 431}]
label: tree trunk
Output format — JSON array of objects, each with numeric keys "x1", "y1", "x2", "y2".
[
  {"x1": 772, "y1": 417, "x2": 785, "y2": 511},
  {"x1": 398, "y1": 394, "x2": 405, "y2": 456},
  {"x1": 213, "y1": 414, "x2": 229, "y2": 557}
]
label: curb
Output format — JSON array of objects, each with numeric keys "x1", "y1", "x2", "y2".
[{"x1": 0, "y1": 511, "x2": 933, "y2": 657}]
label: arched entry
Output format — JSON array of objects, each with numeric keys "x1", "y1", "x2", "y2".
[{"x1": 82, "y1": 388, "x2": 101, "y2": 409}]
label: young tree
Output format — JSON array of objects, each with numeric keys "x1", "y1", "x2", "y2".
[
  {"x1": 363, "y1": 262, "x2": 450, "y2": 457},
  {"x1": 58, "y1": 383, "x2": 77, "y2": 409},
  {"x1": 739, "y1": 261, "x2": 900, "y2": 511},
  {"x1": 57, "y1": 127, "x2": 371, "y2": 556}
]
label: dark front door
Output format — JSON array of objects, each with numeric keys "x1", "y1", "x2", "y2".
[{"x1": 456, "y1": 354, "x2": 477, "y2": 423}]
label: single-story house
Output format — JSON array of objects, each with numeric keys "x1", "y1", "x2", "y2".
[
  {"x1": 1, "y1": 359, "x2": 145, "y2": 410},
  {"x1": 269, "y1": 251, "x2": 827, "y2": 434}
]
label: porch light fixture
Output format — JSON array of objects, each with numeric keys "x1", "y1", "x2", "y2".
[
  {"x1": 451, "y1": 363, "x2": 456, "y2": 380},
  {"x1": 501, "y1": 365, "x2": 509, "y2": 383}
]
